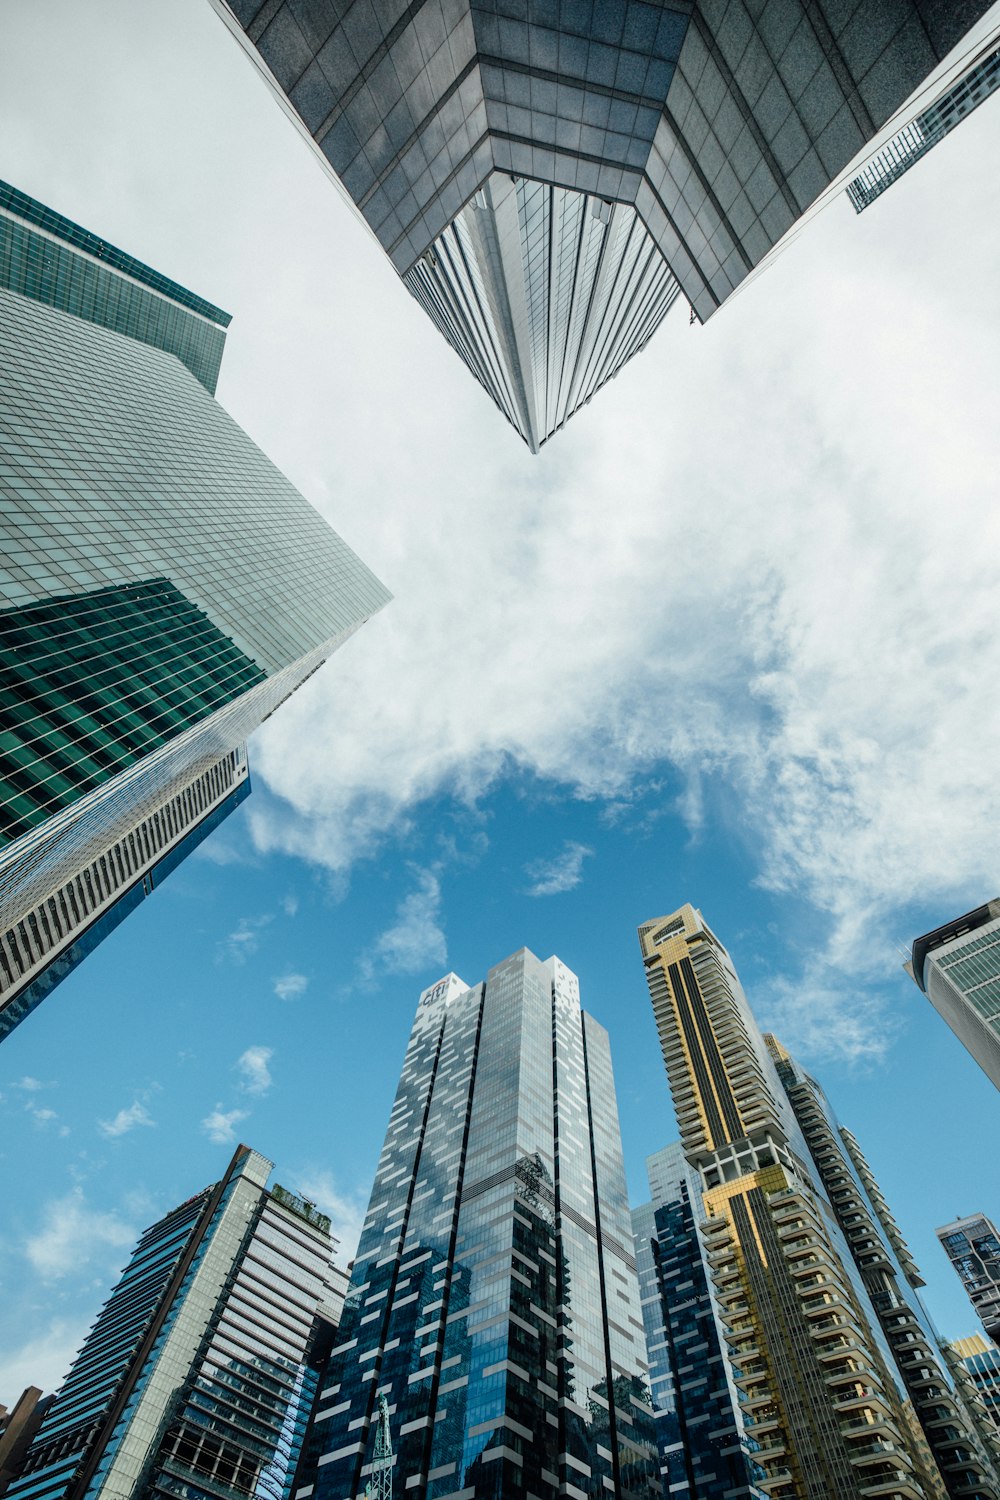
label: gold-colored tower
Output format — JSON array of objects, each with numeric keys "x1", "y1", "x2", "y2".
[{"x1": 638, "y1": 905, "x2": 966, "y2": 1500}]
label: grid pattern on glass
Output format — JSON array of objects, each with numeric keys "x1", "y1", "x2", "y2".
[
  {"x1": 6, "y1": 1189, "x2": 213, "y2": 1500},
  {"x1": 938, "y1": 926, "x2": 1000, "y2": 1025},
  {"x1": 0, "y1": 282, "x2": 388, "y2": 940},
  {"x1": 0, "y1": 204, "x2": 229, "y2": 394},
  {"x1": 634, "y1": 0, "x2": 991, "y2": 322},
  {"x1": 846, "y1": 44, "x2": 1000, "y2": 211},
  {"x1": 0, "y1": 751, "x2": 248, "y2": 1042},
  {"x1": 0, "y1": 286, "x2": 390, "y2": 670},
  {"x1": 0, "y1": 181, "x2": 229, "y2": 324},
  {"x1": 405, "y1": 172, "x2": 679, "y2": 449},
  {"x1": 295, "y1": 952, "x2": 657, "y2": 1500},
  {"x1": 223, "y1": 0, "x2": 691, "y2": 275},
  {"x1": 0, "y1": 578, "x2": 265, "y2": 842}
]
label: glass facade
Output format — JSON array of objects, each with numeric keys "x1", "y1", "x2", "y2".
[
  {"x1": 212, "y1": 0, "x2": 992, "y2": 439},
  {"x1": 910, "y1": 902, "x2": 1000, "y2": 1091},
  {"x1": 847, "y1": 40, "x2": 1000, "y2": 212},
  {"x1": 636, "y1": 904, "x2": 1000, "y2": 1499},
  {"x1": 938, "y1": 1217, "x2": 1000, "y2": 1346},
  {"x1": 0, "y1": 751, "x2": 250, "y2": 1041},
  {"x1": 0, "y1": 579, "x2": 264, "y2": 842},
  {"x1": 8, "y1": 1148, "x2": 336, "y2": 1500},
  {"x1": 293, "y1": 951, "x2": 656, "y2": 1500},
  {"x1": 405, "y1": 174, "x2": 679, "y2": 451},
  {"x1": 633, "y1": 1144, "x2": 766, "y2": 1499},
  {"x1": 0, "y1": 183, "x2": 390, "y2": 1032},
  {"x1": 0, "y1": 180, "x2": 229, "y2": 394}
]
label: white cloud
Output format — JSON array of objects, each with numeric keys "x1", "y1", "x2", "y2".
[
  {"x1": 273, "y1": 972, "x2": 308, "y2": 1002},
  {"x1": 98, "y1": 1100, "x2": 156, "y2": 1139},
  {"x1": 0, "y1": 1315, "x2": 91, "y2": 1408},
  {"x1": 24, "y1": 1189, "x2": 136, "y2": 1281},
  {"x1": 1, "y1": 0, "x2": 995, "y2": 1066},
  {"x1": 359, "y1": 869, "x2": 447, "y2": 983},
  {"x1": 525, "y1": 842, "x2": 594, "y2": 897},
  {"x1": 201, "y1": 1105, "x2": 249, "y2": 1145},
  {"x1": 236, "y1": 1046, "x2": 274, "y2": 1096},
  {"x1": 290, "y1": 1169, "x2": 368, "y2": 1265},
  {"x1": 220, "y1": 915, "x2": 272, "y2": 965},
  {"x1": 15, "y1": 1076, "x2": 46, "y2": 1092},
  {"x1": 281, "y1": 894, "x2": 299, "y2": 918}
]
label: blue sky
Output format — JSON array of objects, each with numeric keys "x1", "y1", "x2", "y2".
[{"x1": 2, "y1": 0, "x2": 1000, "y2": 1407}]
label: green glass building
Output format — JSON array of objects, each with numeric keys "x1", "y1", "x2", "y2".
[{"x1": 0, "y1": 180, "x2": 390, "y2": 1040}]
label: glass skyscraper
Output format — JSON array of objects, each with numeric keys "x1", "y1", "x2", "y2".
[
  {"x1": 938, "y1": 1216, "x2": 1000, "y2": 1347},
  {"x1": 6, "y1": 1145, "x2": 341, "y2": 1500},
  {"x1": 0, "y1": 180, "x2": 390, "y2": 1040},
  {"x1": 209, "y1": 0, "x2": 992, "y2": 448},
  {"x1": 847, "y1": 35, "x2": 1000, "y2": 212},
  {"x1": 633, "y1": 1142, "x2": 766, "y2": 1499},
  {"x1": 636, "y1": 903, "x2": 1000, "y2": 1499},
  {"x1": 907, "y1": 900, "x2": 1000, "y2": 1091},
  {"x1": 291, "y1": 950, "x2": 657, "y2": 1500}
]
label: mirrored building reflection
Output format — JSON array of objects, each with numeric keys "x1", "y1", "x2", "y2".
[
  {"x1": 292, "y1": 951, "x2": 657, "y2": 1500},
  {"x1": 0, "y1": 181, "x2": 390, "y2": 1040},
  {"x1": 6, "y1": 1146, "x2": 341, "y2": 1500},
  {"x1": 210, "y1": 0, "x2": 994, "y2": 449}
]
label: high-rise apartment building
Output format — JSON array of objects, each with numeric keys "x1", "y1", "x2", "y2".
[
  {"x1": 210, "y1": 0, "x2": 993, "y2": 448},
  {"x1": 847, "y1": 34, "x2": 1000, "y2": 212},
  {"x1": 292, "y1": 951, "x2": 657, "y2": 1500},
  {"x1": 938, "y1": 1216, "x2": 1000, "y2": 1346},
  {"x1": 636, "y1": 903, "x2": 1000, "y2": 1499},
  {"x1": 951, "y1": 1338, "x2": 1000, "y2": 1436},
  {"x1": 907, "y1": 901, "x2": 1000, "y2": 1090},
  {"x1": 0, "y1": 179, "x2": 390, "y2": 1040},
  {"x1": 6, "y1": 1145, "x2": 340, "y2": 1500}
]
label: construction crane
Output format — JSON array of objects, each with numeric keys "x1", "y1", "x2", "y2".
[{"x1": 364, "y1": 1393, "x2": 393, "y2": 1500}]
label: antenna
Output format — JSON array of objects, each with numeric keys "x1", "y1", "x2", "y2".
[{"x1": 364, "y1": 1393, "x2": 393, "y2": 1500}]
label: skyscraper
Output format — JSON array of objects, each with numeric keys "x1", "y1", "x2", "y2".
[
  {"x1": 846, "y1": 34, "x2": 1000, "y2": 212},
  {"x1": 209, "y1": 0, "x2": 993, "y2": 448},
  {"x1": 938, "y1": 1216, "x2": 1000, "y2": 1346},
  {"x1": 907, "y1": 900, "x2": 1000, "y2": 1090},
  {"x1": 292, "y1": 951, "x2": 657, "y2": 1500},
  {"x1": 0, "y1": 179, "x2": 391, "y2": 1040},
  {"x1": 636, "y1": 903, "x2": 1000, "y2": 1499},
  {"x1": 632, "y1": 1142, "x2": 766, "y2": 1499},
  {"x1": 951, "y1": 1338, "x2": 1000, "y2": 1437},
  {"x1": 6, "y1": 1144, "x2": 339, "y2": 1500}
]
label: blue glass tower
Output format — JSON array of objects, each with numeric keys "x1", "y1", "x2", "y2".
[{"x1": 293, "y1": 951, "x2": 657, "y2": 1500}]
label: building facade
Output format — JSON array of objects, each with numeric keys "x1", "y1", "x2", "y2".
[
  {"x1": 0, "y1": 180, "x2": 390, "y2": 1040},
  {"x1": 6, "y1": 1146, "x2": 338, "y2": 1500},
  {"x1": 292, "y1": 950, "x2": 657, "y2": 1500},
  {"x1": 938, "y1": 1217, "x2": 1000, "y2": 1346},
  {"x1": 633, "y1": 1141, "x2": 766, "y2": 1499},
  {"x1": 952, "y1": 1338, "x2": 1000, "y2": 1437},
  {"x1": 907, "y1": 901, "x2": 1000, "y2": 1091},
  {"x1": 847, "y1": 34, "x2": 1000, "y2": 211},
  {"x1": 210, "y1": 0, "x2": 993, "y2": 447},
  {"x1": 637, "y1": 903, "x2": 999, "y2": 1499}
]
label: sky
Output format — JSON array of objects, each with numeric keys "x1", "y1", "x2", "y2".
[{"x1": 1, "y1": 0, "x2": 999, "y2": 1410}]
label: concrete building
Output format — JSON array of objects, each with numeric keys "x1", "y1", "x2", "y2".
[
  {"x1": 907, "y1": 901, "x2": 1000, "y2": 1090},
  {"x1": 6, "y1": 1145, "x2": 340, "y2": 1500}
]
